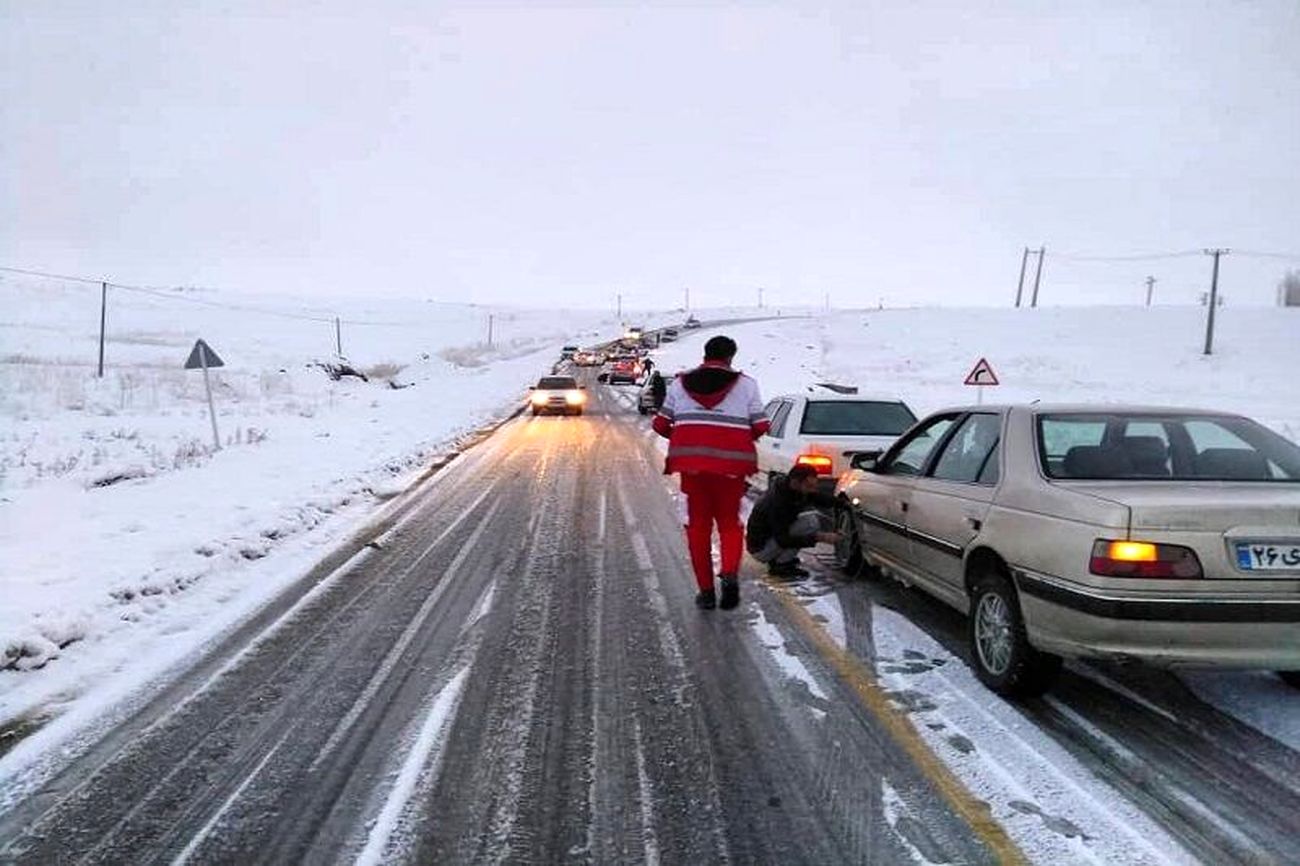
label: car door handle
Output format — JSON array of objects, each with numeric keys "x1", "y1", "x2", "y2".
[
  {"x1": 966, "y1": 516, "x2": 982, "y2": 531},
  {"x1": 900, "y1": 502, "x2": 909, "y2": 512},
  {"x1": 772, "y1": 444, "x2": 782, "y2": 449}
]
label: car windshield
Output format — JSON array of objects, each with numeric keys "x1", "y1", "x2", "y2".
[
  {"x1": 537, "y1": 377, "x2": 578, "y2": 390},
  {"x1": 1038, "y1": 413, "x2": 1300, "y2": 481},
  {"x1": 800, "y1": 401, "x2": 917, "y2": 436}
]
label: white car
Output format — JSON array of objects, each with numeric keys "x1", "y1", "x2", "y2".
[{"x1": 757, "y1": 392, "x2": 917, "y2": 490}]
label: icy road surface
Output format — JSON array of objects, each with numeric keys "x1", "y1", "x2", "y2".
[{"x1": 0, "y1": 375, "x2": 1296, "y2": 865}]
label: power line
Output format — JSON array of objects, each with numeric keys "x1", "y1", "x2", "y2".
[
  {"x1": 1049, "y1": 250, "x2": 1202, "y2": 262},
  {"x1": 0, "y1": 263, "x2": 417, "y2": 327},
  {"x1": 1233, "y1": 250, "x2": 1300, "y2": 262}
]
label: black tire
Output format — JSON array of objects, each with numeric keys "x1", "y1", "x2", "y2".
[
  {"x1": 531, "y1": 408, "x2": 540, "y2": 416},
  {"x1": 1278, "y1": 671, "x2": 1300, "y2": 688},
  {"x1": 830, "y1": 503, "x2": 869, "y2": 578},
  {"x1": 638, "y1": 405, "x2": 648, "y2": 415},
  {"x1": 968, "y1": 568, "x2": 1061, "y2": 697}
]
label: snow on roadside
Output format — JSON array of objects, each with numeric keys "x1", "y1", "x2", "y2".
[{"x1": 868, "y1": 606, "x2": 1193, "y2": 866}]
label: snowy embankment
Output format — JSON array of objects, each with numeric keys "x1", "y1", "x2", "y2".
[{"x1": 0, "y1": 273, "x2": 628, "y2": 727}]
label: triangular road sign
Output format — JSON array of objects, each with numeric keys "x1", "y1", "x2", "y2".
[
  {"x1": 964, "y1": 357, "x2": 999, "y2": 386},
  {"x1": 184, "y1": 339, "x2": 224, "y2": 370}
]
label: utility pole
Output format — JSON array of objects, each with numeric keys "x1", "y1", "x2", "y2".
[
  {"x1": 1203, "y1": 249, "x2": 1229, "y2": 355},
  {"x1": 487, "y1": 313, "x2": 494, "y2": 347},
  {"x1": 1014, "y1": 247, "x2": 1030, "y2": 308},
  {"x1": 617, "y1": 292, "x2": 622, "y2": 320},
  {"x1": 97, "y1": 281, "x2": 108, "y2": 378},
  {"x1": 684, "y1": 287, "x2": 690, "y2": 312},
  {"x1": 1030, "y1": 246, "x2": 1046, "y2": 307},
  {"x1": 1145, "y1": 276, "x2": 1156, "y2": 308},
  {"x1": 824, "y1": 292, "x2": 830, "y2": 312},
  {"x1": 758, "y1": 287, "x2": 764, "y2": 309},
  {"x1": 334, "y1": 317, "x2": 342, "y2": 356}
]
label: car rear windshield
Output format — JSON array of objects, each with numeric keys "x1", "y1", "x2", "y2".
[
  {"x1": 537, "y1": 377, "x2": 578, "y2": 389},
  {"x1": 1038, "y1": 413, "x2": 1300, "y2": 481},
  {"x1": 800, "y1": 401, "x2": 917, "y2": 436}
]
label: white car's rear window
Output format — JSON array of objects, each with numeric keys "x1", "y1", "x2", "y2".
[{"x1": 800, "y1": 401, "x2": 916, "y2": 436}]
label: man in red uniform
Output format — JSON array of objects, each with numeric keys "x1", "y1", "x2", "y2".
[{"x1": 653, "y1": 335, "x2": 770, "y2": 610}]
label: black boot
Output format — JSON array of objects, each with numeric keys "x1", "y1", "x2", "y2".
[
  {"x1": 768, "y1": 560, "x2": 809, "y2": 580},
  {"x1": 718, "y1": 575, "x2": 740, "y2": 609},
  {"x1": 695, "y1": 589, "x2": 717, "y2": 610}
]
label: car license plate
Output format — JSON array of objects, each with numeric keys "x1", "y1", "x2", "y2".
[{"x1": 1236, "y1": 543, "x2": 1300, "y2": 572}]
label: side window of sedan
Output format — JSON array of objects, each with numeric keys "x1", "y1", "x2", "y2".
[
  {"x1": 880, "y1": 415, "x2": 957, "y2": 476},
  {"x1": 767, "y1": 401, "x2": 793, "y2": 439},
  {"x1": 931, "y1": 413, "x2": 1002, "y2": 484}
]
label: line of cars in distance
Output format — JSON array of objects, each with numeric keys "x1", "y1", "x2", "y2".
[{"x1": 758, "y1": 391, "x2": 1300, "y2": 696}]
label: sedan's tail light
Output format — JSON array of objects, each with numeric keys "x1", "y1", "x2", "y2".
[
  {"x1": 1089, "y1": 539, "x2": 1203, "y2": 578},
  {"x1": 795, "y1": 454, "x2": 834, "y2": 476}
]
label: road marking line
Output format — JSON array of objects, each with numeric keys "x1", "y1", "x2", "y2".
[
  {"x1": 313, "y1": 500, "x2": 502, "y2": 770},
  {"x1": 631, "y1": 532, "x2": 654, "y2": 571},
  {"x1": 616, "y1": 483, "x2": 638, "y2": 528},
  {"x1": 631, "y1": 718, "x2": 663, "y2": 866},
  {"x1": 598, "y1": 490, "x2": 607, "y2": 543},
  {"x1": 761, "y1": 574, "x2": 1028, "y2": 866},
  {"x1": 171, "y1": 729, "x2": 293, "y2": 866},
  {"x1": 354, "y1": 666, "x2": 472, "y2": 866}
]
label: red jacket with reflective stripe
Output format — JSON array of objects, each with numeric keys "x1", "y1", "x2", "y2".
[{"x1": 652, "y1": 362, "x2": 770, "y2": 476}]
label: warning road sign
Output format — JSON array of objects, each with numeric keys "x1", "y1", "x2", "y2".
[
  {"x1": 964, "y1": 357, "x2": 999, "y2": 387},
  {"x1": 184, "y1": 339, "x2": 224, "y2": 370},
  {"x1": 184, "y1": 339, "x2": 224, "y2": 450}
]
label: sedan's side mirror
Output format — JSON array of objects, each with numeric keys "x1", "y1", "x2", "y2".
[{"x1": 850, "y1": 450, "x2": 883, "y2": 471}]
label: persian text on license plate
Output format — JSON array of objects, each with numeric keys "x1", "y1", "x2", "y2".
[{"x1": 1236, "y1": 543, "x2": 1300, "y2": 572}]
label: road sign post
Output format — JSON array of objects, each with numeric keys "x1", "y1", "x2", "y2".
[
  {"x1": 185, "y1": 339, "x2": 226, "y2": 450},
  {"x1": 964, "y1": 357, "x2": 1000, "y2": 405}
]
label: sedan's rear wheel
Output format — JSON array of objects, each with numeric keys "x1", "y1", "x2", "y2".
[
  {"x1": 1278, "y1": 671, "x2": 1300, "y2": 689},
  {"x1": 831, "y1": 503, "x2": 868, "y2": 578},
  {"x1": 968, "y1": 569, "x2": 1061, "y2": 697}
]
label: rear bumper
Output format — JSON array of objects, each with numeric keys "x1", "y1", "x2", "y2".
[{"x1": 1013, "y1": 566, "x2": 1300, "y2": 668}]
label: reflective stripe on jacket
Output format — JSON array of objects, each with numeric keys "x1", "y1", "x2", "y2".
[{"x1": 652, "y1": 365, "x2": 769, "y2": 476}]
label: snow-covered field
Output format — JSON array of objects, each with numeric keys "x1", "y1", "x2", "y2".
[{"x1": 0, "y1": 272, "x2": 651, "y2": 728}]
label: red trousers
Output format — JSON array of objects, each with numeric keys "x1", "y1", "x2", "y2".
[{"x1": 680, "y1": 473, "x2": 746, "y2": 592}]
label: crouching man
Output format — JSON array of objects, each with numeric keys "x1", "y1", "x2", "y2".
[{"x1": 746, "y1": 465, "x2": 842, "y2": 579}]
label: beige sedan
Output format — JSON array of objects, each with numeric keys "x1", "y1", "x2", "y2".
[{"x1": 833, "y1": 404, "x2": 1300, "y2": 697}]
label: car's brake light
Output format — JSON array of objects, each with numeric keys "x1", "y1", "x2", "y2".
[
  {"x1": 795, "y1": 454, "x2": 834, "y2": 476},
  {"x1": 1089, "y1": 539, "x2": 1203, "y2": 578}
]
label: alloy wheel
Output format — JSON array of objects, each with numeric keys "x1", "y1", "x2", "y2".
[{"x1": 975, "y1": 593, "x2": 1014, "y2": 676}]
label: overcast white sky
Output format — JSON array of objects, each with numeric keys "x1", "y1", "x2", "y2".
[{"x1": 3, "y1": 1, "x2": 1298, "y2": 309}]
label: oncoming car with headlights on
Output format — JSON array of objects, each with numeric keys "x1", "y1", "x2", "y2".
[
  {"x1": 833, "y1": 404, "x2": 1300, "y2": 697},
  {"x1": 529, "y1": 375, "x2": 587, "y2": 416}
]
